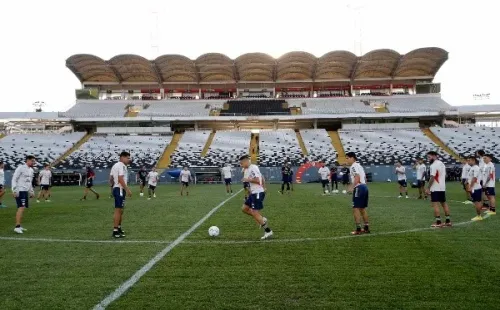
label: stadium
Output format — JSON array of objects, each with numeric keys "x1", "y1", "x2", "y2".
[{"x1": 0, "y1": 36, "x2": 499, "y2": 310}]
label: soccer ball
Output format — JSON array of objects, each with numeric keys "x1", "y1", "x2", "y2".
[
  {"x1": 342, "y1": 190, "x2": 347, "y2": 194},
  {"x1": 140, "y1": 192, "x2": 144, "y2": 197},
  {"x1": 208, "y1": 226, "x2": 220, "y2": 237},
  {"x1": 324, "y1": 190, "x2": 329, "y2": 194}
]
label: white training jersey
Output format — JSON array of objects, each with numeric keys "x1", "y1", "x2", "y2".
[
  {"x1": 318, "y1": 167, "x2": 330, "y2": 180},
  {"x1": 416, "y1": 164, "x2": 426, "y2": 180},
  {"x1": 39, "y1": 169, "x2": 52, "y2": 185},
  {"x1": 468, "y1": 165, "x2": 482, "y2": 191},
  {"x1": 222, "y1": 166, "x2": 232, "y2": 179},
  {"x1": 429, "y1": 159, "x2": 446, "y2": 192},
  {"x1": 110, "y1": 162, "x2": 128, "y2": 189},
  {"x1": 395, "y1": 166, "x2": 406, "y2": 181},
  {"x1": 147, "y1": 171, "x2": 159, "y2": 186},
  {"x1": 180, "y1": 170, "x2": 191, "y2": 182},
  {"x1": 350, "y1": 162, "x2": 366, "y2": 185},
  {"x1": 478, "y1": 158, "x2": 486, "y2": 182},
  {"x1": 461, "y1": 163, "x2": 471, "y2": 180},
  {"x1": 0, "y1": 168, "x2": 4, "y2": 185},
  {"x1": 246, "y1": 164, "x2": 264, "y2": 194},
  {"x1": 484, "y1": 162, "x2": 496, "y2": 188},
  {"x1": 11, "y1": 164, "x2": 34, "y2": 193}
]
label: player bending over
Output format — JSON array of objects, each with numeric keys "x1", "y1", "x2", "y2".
[
  {"x1": 346, "y1": 152, "x2": 370, "y2": 235},
  {"x1": 0, "y1": 162, "x2": 6, "y2": 208},
  {"x1": 110, "y1": 151, "x2": 132, "y2": 238},
  {"x1": 239, "y1": 155, "x2": 273, "y2": 240},
  {"x1": 179, "y1": 166, "x2": 192, "y2": 196},
  {"x1": 137, "y1": 167, "x2": 148, "y2": 197},
  {"x1": 318, "y1": 163, "x2": 331, "y2": 194},
  {"x1": 147, "y1": 167, "x2": 159, "y2": 200},
  {"x1": 81, "y1": 166, "x2": 100, "y2": 201},
  {"x1": 482, "y1": 154, "x2": 496, "y2": 216},
  {"x1": 221, "y1": 164, "x2": 233, "y2": 195},
  {"x1": 395, "y1": 162, "x2": 409, "y2": 199},
  {"x1": 37, "y1": 164, "x2": 52, "y2": 203},
  {"x1": 12, "y1": 155, "x2": 36, "y2": 234},
  {"x1": 425, "y1": 151, "x2": 451, "y2": 227}
]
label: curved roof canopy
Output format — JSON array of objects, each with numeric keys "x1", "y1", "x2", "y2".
[{"x1": 67, "y1": 47, "x2": 447, "y2": 84}]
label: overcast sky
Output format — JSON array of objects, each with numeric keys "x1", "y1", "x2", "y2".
[{"x1": 0, "y1": 0, "x2": 497, "y2": 112}]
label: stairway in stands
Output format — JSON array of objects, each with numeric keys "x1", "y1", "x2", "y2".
[
  {"x1": 250, "y1": 133, "x2": 259, "y2": 164},
  {"x1": 125, "y1": 110, "x2": 139, "y2": 117},
  {"x1": 374, "y1": 106, "x2": 389, "y2": 113},
  {"x1": 421, "y1": 128, "x2": 461, "y2": 161},
  {"x1": 51, "y1": 131, "x2": 94, "y2": 167},
  {"x1": 328, "y1": 131, "x2": 347, "y2": 164},
  {"x1": 157, "y1": 132, "x2": 183, "y2": 168},
  {"x1": 295, "y1": 130, "x2": 309, "y2": 156},
  {"x1": 201, "y1": 131, "x2": 216, "y2": 157}
]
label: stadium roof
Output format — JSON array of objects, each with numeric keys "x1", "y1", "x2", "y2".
[{"x1": 67, "y1": 47, "x2": 447, "y2": 85}]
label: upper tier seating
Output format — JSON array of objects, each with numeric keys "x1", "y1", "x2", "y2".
[
  {"x1": 62, "y1": 101, "x2": 129, "y2": 118},
  {"x1": 169, "y1": 131, "x2": 211, "y2": 167},
  {"x1": 339, "y1": 129, "x2": 456, "y2": 165},
  {"x1": 141, "y1": 101, "x2": 224, "y2": 117},
  {"x1": 0, "y1": 132, "x2": 86, "y2": 169},
  {"x1": 386, "y1": 96, "x2": 452, "y2": 112},
  {"x1": 300, "y1": 129, "x2": 337, "y2": 165},
  {"x1": 430, "y1": 126, "x2": 500, "y2": 162},
  {"x1": 204, "y1": 131, "x2": 251, "y2": 167},
  {"x1": 259, "y1": 130, "x2": 304, "y2": 167},
  {"x1": 58, "y1": 134, "x2": 171, "y2": 169},
  {"x1": 287, "y1": 98, "x2": 375, "y2": 114},
  {"x1": 221, "y1": 99, "x2": 290, "y2": 116}
]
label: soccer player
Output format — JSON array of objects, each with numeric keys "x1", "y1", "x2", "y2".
[
  {"x1": 318, "y1": 163, "x2": 330, "y2": 194},
  {"x1": 467, "y1": 156, "x2": 484, "y2": 221},
  {"x1": 147, "y1": 167, "x2": 159, "y2": 200},
  {"x1": 221, "y1": 164, "x2": 233, "y2": 195},
  {"x1": 0, "y1": 162, "x2": 6, "y2": 208},
  {"x1": 279, "y1": 162, "x2": 292, "y2": 195},
  {"x1": 242, "y1": 167, "x2": 251, "y2": 200},
  {"x1": 425, "y1": 151, "x2": 451, "y2": 228},
  {"x1": 341, "y1": 164, "x2": 350, "y2": 190},
  {"x1": 415, "y1": 158, "x2": 427, "y2": 199},
  {"x1": 483, "y1": 154, "x2": 496, "y2": 215},
  {"x1": 179, "y1": 166, "x2": 192, "y2": 196},
  {"x1": 12, "y1": 155, "x2": 36, "y2": 234},
  {"x1": 239, "y1": 155, "x2": 273, "y2": 240},
  {"x1": 476, "y1": 149, "x2": 488, "y2": 209},
  {"x1": 395, "y1": 162, "x2": 409, "y2": 199},
  {"x1": 137, "y1": 167, "x2": 148, "y2": 197},
  {"x1": 81, "y1": 166, "x2": 99, "y2": 201},
  {"x1": 110, "y1": 151, "x2": 132, "y2": 238},
  {"x1": 345, "y1": 152, "x2": 370, "y2": 235},
  {"x1": 460, "y1": 158, "x2": 472, "y2": 203},
  {"x1": 37, "y1": 164, "x2": 52, "y2": 203},
  {"x1": 330, "y1": 164, "x2": 339, "y2": 193}
]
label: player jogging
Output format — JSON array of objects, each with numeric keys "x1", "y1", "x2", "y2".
[
  {"x1": 467, "y1": 156, "x2": 484, "y2": 221},
  {"x1": 330, "y1": 165, "x2": 339, "y2": 193},
  {"x1": 11, "y1": 155, "x2": 36, "y2": 234},
  {"x1": 37, "y1": 164, "x2": 52, "y2": 203},
  {"x1": 425, "y1": 151, "x2": 451, "y2": 228},
  {"x1": 81, "y1": 166, "x2": 99, "y2": 201},
  {"x1": 460, "y1": 158, "x2": 472, "y2": 203},
  {"x1": 179, "y1": 166, "x2": 192, "y2": 196},
  {"x1": 483, "y1": 154, "x2": 496, "y2": 215},
  {"x1": 0, "y1": 162, "x2": 6, "y2": 208},
  {"x1": 239, "y1": 155, "x2": 273, "y2": 240},
  {"x1": 395, "y1": 162, "x2": 409, "y2": 198},
  {"x1": 137, "y1": 167, "x2": 148, "y2": 197},
  {"x1": 416, "y1": 158, "x2": 427, "y2": 199},
  {"x1": 345, "y1": 152, "x2": 370, "y2": 235},
  {"x1": 147, "y1": 167, "x2": 159, "y2": 200},
  {"x1": 221, "y1": 164, "x2": 233, "y2": 195},
  {"x1": 318, "y1": 163, "x2": 330, "y2": 194},
  {"x1": 110, "y1": 151, "x2": 132, "y2": 238},
  {"x1": 279, "y1": 162, "x2": 292, "y2": 195}
]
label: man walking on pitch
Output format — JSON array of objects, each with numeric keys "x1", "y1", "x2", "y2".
[
  {"x1": 81, "y1": 166, "x2": 99, "y2": 201},
  {"x1": 415, "y1": 158, "x2": 427, "y2": 199},
  {"x1": 483, "y1": 154, "x2": 496, "y2": 216},
  {"x1": 395, "y1": 161, "x2": 409, "y2": 199},
  {"x1": 110, "y1": 151, "x2": 132, "y2": 238},
  {"x1": 279, "y1": 162, "x2": 292, "y2": 195},
  {"x1": 12, "y1": 155, "x2": 36, "y2": 234},
  {"x1": 345, "y1": 152, "x2": 370, "y2": 235},
  {"x1": 318, "y1": 163, "x2": 330, "y2": 194},
  {"x1": 37, "y1": 164, "x2": 52, "y2": 203},
  {"x1": 221, "y1": 163, "x2": 233, "y2": 195},
  {"x1": 240, "y1": 155, "x2": 273, "y2": 240},
  {"x1": 147, "y1": 167, "x2": 159, "y2": 200},
  {"x1": 425, "y1": 151, "x2": 451, "y2": 228},
  {"x1": 179, "y1": 166, "x2": 192, "y2": 196},
  {"x1": 137, "y1": 166, "x2": 148, "y2": 197},
  {"x1": 467, "y1": 156, "x2": 484, "y2": 221}
]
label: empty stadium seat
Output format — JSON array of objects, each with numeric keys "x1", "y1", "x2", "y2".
[
  {"x1": 204, "y1": 131, "x2": 251, "y2": 167},
  {"x1": 386, "y1": 96, "x2": 452, "y2": 112},
  {"x1": 259, "y1": 130, "x2": 304, "y2": 167},
  {"x1": 62, "y1": 101, "x2": 130, "y2": 118},
  {"x1": 287, "y1": 98, "x2": 376, "y2": 114},
  {"x1": 169, "y1": 131, "x2": 211, "y2": 167},
  {"x1": 300, "y1": 129, "x2": 337, "y2": 165}
]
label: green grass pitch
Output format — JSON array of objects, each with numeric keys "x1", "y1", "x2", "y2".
[{"x1": 0, "y1": 182, "x2": 498, "y2": 310}]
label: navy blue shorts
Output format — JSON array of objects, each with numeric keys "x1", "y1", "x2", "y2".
[
  {"x1": 113, "y1": 187, "x2": 126, "y2": 209},
  {"x1": 342, "y1": 176, "x2": 349, "y2": 185},
  {"x1": 181, "y1": 181, "x2": 189, "y2": 187},
  {"x1": 417, "y1": 180, "x2": 426, "y2": 188},
  {"x1": 224, "y1": 178, "x2": 232, "y2": 185},
  {"x1": 41, "y1": 184, "x2": 50, "y2": 191},
  {"x1": 0, "y1": 184, "x2": 4, "y2": 191},
  {"x1": 245, "y1": 192, "x2": 265, "y2": 210},
  {"x1": 321, "y1": 179, "x2": 329, "y2": 186},
  {"x1": 139, "y1": 178, "x2": 146, "y2": 186},
  {"x1": 485, "y1": 187, "x2": 496, "y2": 197},
  {"x1": 86, "y1": 180, "x2": 93, "y2": 188},
  {"x1": 430, "y1": 191, "x2": 446, "y2": 203},
  {"x1": 398, "y1": 180, "x2": 407, "y2": 187},
  {"x1": 243, "y1": 182, "x2": 250, "y2": 189},
  {"x1": 471, "y1": 188, "x2": 483, "y2": 202},
  {"x1": 461, "y1": 179, "x2": 467, "y2": 190},
  {"x1": 15, "y1": 191, "x2": 29, "y2": 208},
  {"x1": 148, "y1": 185, "x2": 156, "y2": 191},
  {"x1": 352, "y1": 184, "x2": 369, "y2": 209}
]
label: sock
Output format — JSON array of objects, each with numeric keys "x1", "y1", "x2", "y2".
[
  {"x1": 399, "y1": 192, "x2": 402, "y2": 196},
  {"x1": 364, "y1": 222, "x2": 369, "y2": 231},
  {"x1": 445, "y1": 215, "x2": 451, "y2": 223},
  {"x1": 15, "y1": 224, "x2": 20, "y2": 228},
  {"x1": 113, "y1": 227, "x2": 119, "y2": 232},
  {"x1": 490, "y1": 206, "x2": 496, "y2": 212},
  {"x1": 435, "y1": 217, "x2": 442, "y2": 225},
  {"x1": 356, "y1": 223, "x2": 361, "y2": 231},
  {"x1": 264, "y1": 227, "x2": 271, "y2": 233}
]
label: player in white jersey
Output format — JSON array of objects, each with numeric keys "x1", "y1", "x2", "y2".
[
  {"x1": 415, "y1": 158, "x2": 427, "y2": 200},
  {"x1": 0, "y1": 162, "x2": 6, "y2": 208},
  {"x1": 12, "y1": 155, "x2": 36, "y2": 234},
  {"x1": 425, "y1": 151, "x2": 451, "y2": 228},
  {"x1": 395, "y1": 162, "x2": 408, "y2": 199},
  {"x1": 37, "y1": 164, "x2": 52, "y2": 203},
  {"x1": 318, "y1": 164, "x2": 331, "y2": 194},
  {"x1": 239, "y1": 155, "x2": 273, "y2": 240},
  {"x1": 467, "y1": 156, "x2": 485, "y2": 221},
  {"x1": 460, "y1": 158, "x2": 472, "y2": 203},
  {"x1": 476, "y1": 149, "x2": 488, "y2": 208},
  {"x1": 109, "y1": 151, "x2": 132, "y2": 238},
  {"x1": 221, "y1": 164, "x2": 233, "y2": 195},
  {"x1": 179, "y1": 166, "x2": 192, "y2": 196},
  {"x1": 345, "y1": 152, "x2": 370, "y2": 235},
  {"x1": 483, "y1": 154, "x2": 496, "y2": 215},
  {"x1": 147, "y1": 167, "x2": 159, "y2": 200}
]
